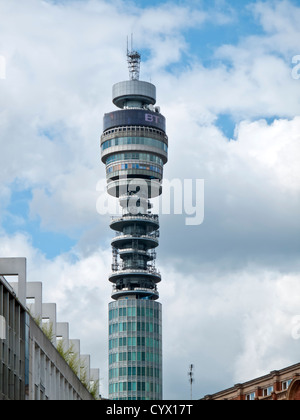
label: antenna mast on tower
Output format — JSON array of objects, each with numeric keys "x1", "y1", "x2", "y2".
[{"x1": 127, "y1": 34, "x2": 141, "y2": 81}]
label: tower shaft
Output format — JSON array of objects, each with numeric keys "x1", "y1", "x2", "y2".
[{"x1": 101, "y1": 50, "x2": 168, "y2": 400}]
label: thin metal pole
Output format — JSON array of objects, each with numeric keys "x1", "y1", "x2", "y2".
[{"x1": 188, "y1": 364, "x2": 194, "y2": 400}]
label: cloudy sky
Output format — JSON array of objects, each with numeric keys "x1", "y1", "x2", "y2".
[{"x1": 1, "y1": 0, "x2": 300, "y2": 399}]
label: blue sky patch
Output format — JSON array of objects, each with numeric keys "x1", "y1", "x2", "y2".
[
  {"x1": 216, "y1": 113, "x2": 237, "y2": 139},
  {"x1": 3, "y1": 187, "x2": 76, "y2": 259}
]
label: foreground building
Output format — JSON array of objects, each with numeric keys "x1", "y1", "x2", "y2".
[
  {"x1": 201, "y1": 362, "x2": 300, "y2": 400},
  {"x1": 0, "y1": 258, "x2": 99, "y2": 400},
  {"x1": 101, "y1": 49, "x2": 168, "y2": 400}
]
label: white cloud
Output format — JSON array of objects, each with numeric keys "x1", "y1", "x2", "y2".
[
  {"x1": 1, "y1": 0, "x2": 300, "y2": 399},
  {"x1": 232, "y1": 272, "x2": 300, "y2": 384},
  {"x1": 250, "y1": 0, "x2": 300, "y2": 53},
  {"x1": 157, "y1": 264, "x2": 300, "y2": 398},
  {"x1": 232, "y1": 117, "x2": 300, "y2": 192},
  {"x1": 2, "y1": 0, "x2": 299, "y2": 234}
]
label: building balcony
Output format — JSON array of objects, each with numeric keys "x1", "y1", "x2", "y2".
[
  {"x1": 111, "y1": 233, "x2": 159, "y2": 249},
  {"x1": 118, "y1": 248, "x2": 155, "y2": 260},
  {"x1": 110, "y1": 214, "x2": 159, "y2": 232},
  {"x1": 111, "y1": 285, "x2": 159, "y2": 300},
  {"x1": 108, "y1": 268, "x2": 161, "y2": 283}
]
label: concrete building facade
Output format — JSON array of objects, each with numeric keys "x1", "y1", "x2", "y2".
[
  {"x1": 0, "y1": 258, "x2": 99, "y2": 400},
  {"x1": 0, "y1": 274, "x2": 27, "y2": 400}
]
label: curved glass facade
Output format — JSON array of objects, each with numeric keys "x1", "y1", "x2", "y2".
[
  {"x1": 106, "y1": 162, "x2": 162, "y2": 176},
  {"x1": 108, "y1": 299, "x2": 162, "y2": 400},
  {"x1": 102, "y1": 137, "x2": 168, "y2": 153},
  {"x1": 105, "y1": 153, "x2": 163, "y2": 166}
]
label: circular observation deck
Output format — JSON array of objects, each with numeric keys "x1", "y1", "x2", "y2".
[
  {"x1": 118, "y1": 248, "x2": 155, "y2": 261},
  {"x1": 110, "y1": 214, "x2": 159, "y2": 232},
  {"x1": 111, "y1": 234, "x2": 159, "y2": 250},
  {"x1": 108, "y1": 268, "x2": 161, "y2": 284},
  {"x1": 112, "y1": 80, "x2": 156, "y2": 109},
  {"x1": 111, "y1": 285, "x2": 159, "y2": 300}
]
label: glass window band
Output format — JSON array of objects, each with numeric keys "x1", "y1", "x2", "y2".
[
  {"x1": 105, "y1": 152, "x2": 163, "y2": 166},
  {"x1": 102, "y1": 137, "x2": 168, "y2": 153}
]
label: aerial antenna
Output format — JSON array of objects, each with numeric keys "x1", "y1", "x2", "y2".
[
  {"x1": 188, "y1": 364, "x2": 194, "y2": 400},
  {"x1": 127, "y1": 33, "x2": 141, "y2": 81}
]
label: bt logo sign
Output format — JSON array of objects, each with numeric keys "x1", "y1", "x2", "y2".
[{"x1": 145, "y1": 113, "x2": 161, "y2": 124}]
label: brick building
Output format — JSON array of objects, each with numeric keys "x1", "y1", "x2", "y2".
[{"x1": 202, "y1": 362, "x2": 300, "y2": 400}]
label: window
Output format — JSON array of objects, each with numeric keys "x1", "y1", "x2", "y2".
[
  {"x1": 109, "y1": 308, "x2": 118, "y2": 320},
  {"x1": 42, "y1": 317, "x2": 50, "y2": 326},
  {"x1": 119, "y1": 382, "x2": 127, "y2": 392},
  {"x1": 119, "y1": 307, "x2": 126, "y2": 317},
  {"x1": 102, "y1": 137, "x2": 168, "y2": 152},
  {"x1": 262, "y1": 386, "x2": 273, "y2": 396},
  {"x1": 26, "y1": 297, "x2": 35, "y2": 313},
  {"x1": 128, "y1": 367, "x2": 136, "y2": 376},
  {"x1": 128, "y1": 337, "x2": 136, "y2": 346},
  {"x1": 106, "y1": 152, "x2": 163, "y2": 166},
  {"x1": 119, "y1": 322, "x2": 126, "y2": 332},
  {"x1": 245, "y1": 392, "x2": 255, "y2": 400},
  {"x1": 128, "y1": 351, "x2": 136, "y2": 361},
  {"x1": 282, "y1": 379, "x2": 292, "y2": 390},
  {"x1": 26, "y1": 297, "x2": 35, "y2": 305},
  {"x1": 119, "y1": 367, "x2": 126, "y2": 377},
  {"x1": 106, "y1": 162, "x2": 162, "y2": 176},
  {"x1": 128, "y1": 307, "x2": 136, "y2": 317},
  {"x1": 128, "y1": 382, "x2": 136, "y2": 392},
  {"x1": 119, "y1": 337, "x2": 126, "y2": 347},
  {"x1": 137, "y1": 382, "x2": 146, "y2": 391},
  {"x1": 0, "y1": 315, "x2": 6, "y2": 340}
]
